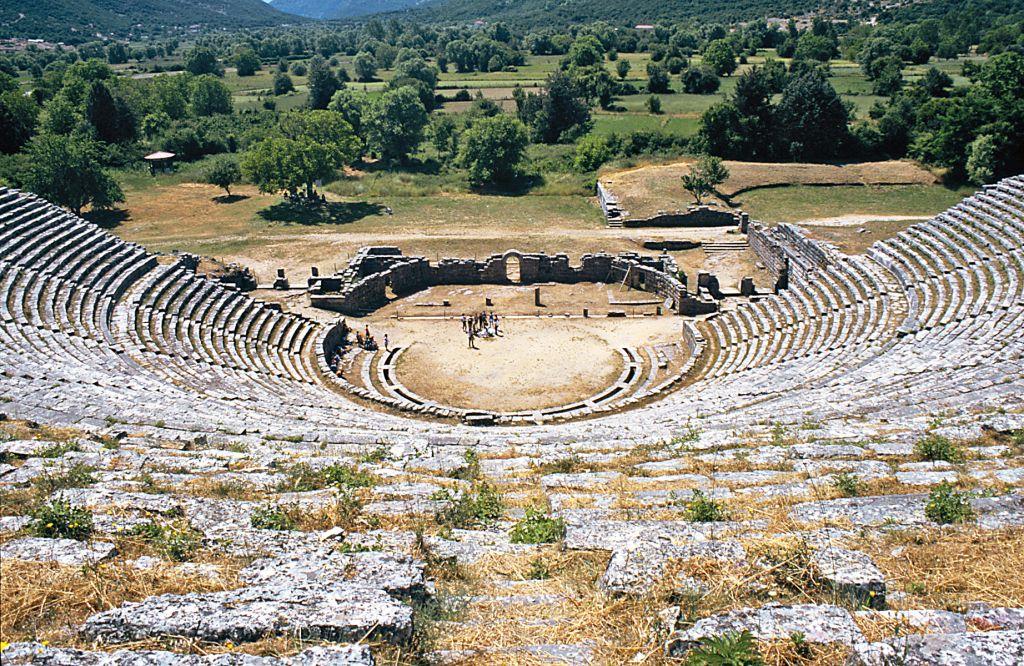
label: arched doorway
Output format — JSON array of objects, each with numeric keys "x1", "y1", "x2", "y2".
[{"x1": 505, "y1": 255, "x2": 521, "y2": 283}]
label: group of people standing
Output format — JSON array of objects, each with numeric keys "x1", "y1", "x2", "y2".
[
  {"x1": 462, "y1": 312, "x2": 502, "y2": 349},
  {"x1": 355, "y1": 325, "x2": 388, "y2": 352}
]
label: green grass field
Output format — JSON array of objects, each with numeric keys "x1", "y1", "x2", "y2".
[{"x1": 737, "y1": 184, "x2": 974, "y2": 223}]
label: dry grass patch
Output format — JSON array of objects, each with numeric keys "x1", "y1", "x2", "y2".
[
  {"x1": 600, "y1": 160, "x2": 936, "y2": 219},
  {"x1": 0, "y1": 559, "x2": 243, "y2": 645},
  {"x1": 874, "y1": 527, "x2": 1024, "y2": 609}
]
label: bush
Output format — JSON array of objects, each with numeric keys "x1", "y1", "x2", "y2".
[
  {"x1": 831, "y1": 472, "x2": 861, "y2": 497},
  {"x1": 573, "y1": 134, "x2": 615, "y2": 172},
  {"x1": 449, "y1": 450, "x2": 481, "y2": 481},
  {"x1": 30, "y1": 499, "x2": 94, "y2": 540},
  {"x1": 510, "y1": 508, "x2": 566, "y2": 544},
  {"x1": 32, "y1": 462, "x2": 96, "y2": 495},
  {"x1": 686, "y1": 630, "x2": 763, "y2": 665},
  {"x1": 277, "y1": 462, "x2": 376, "y2": 492},
  {"x1": 250, "y1": 504, "x2": 297, "y2": 531},
  {"x1": 924, "y1": 482, "x2": 974, "y2": 524},
  {"x1": 322, "y1": 463, "x2": 377, "y2": 489},
  {"x1": 683, "y1": 489, "x2": 729, "y2": 522},
  {"x1": 128, "y1": 521, "x2": 202, "y2": 561},
  {"x1": 434, "y1": 482, "x2": 504, "y2": 529},
  {"x1": 647, "y1": 95, "x2": 663, "y2": 114},
  {"x1": 915, "y1": 434, "x2": 965, "y2": 463}
]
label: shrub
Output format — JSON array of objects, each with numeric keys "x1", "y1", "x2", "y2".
[
  {"x1": 128, "y1": 521, "x2": 202, "y2": 561},
  {"x1": 924, "y1": 482, "x2": 974, "y2": 524},
  {"x1": 449, "y1": 450, "x2": 481, "y2": 481},
  {"x1": 37, "y1": 440, "x2": 81, "y2": 458},
  {"x1": 250, "y1": 504, "x2": 297, "y2": 531},
  {"x1": 831, "y1": 472, "x2": 861, "y2": 497},
  {"x1": 322, "y1": 463, "x2": 377, "y2": 489},
  {"x1": 434, "y1": 483, "x2": 504, "y2": 529},
  {"x1": 30, "y1": 499, "x2": 94, "y2": 540},
  {"x1": 647, "y1": 95, "x2": 663, "y2": 114},
  {"x1": 686, "y1": 630, "x2": 763, "y2": 665},
  {"x1": 915, "y1": 434, "x2": 965, "y2": 463},
  {"x1": 510, "y1": 508, "x2": 566, "y2": 544},
  {"x1": 32, "y1": 462, "x2": 96, "y2": 495},
  {"x1": 683, "y1": 490, "x2": 729, "y2": 522}
]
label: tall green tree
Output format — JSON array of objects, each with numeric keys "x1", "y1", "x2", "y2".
[
  {"x1": 190, "y1": 76, "x2": 232, "y2": 116},
  {"x1": 775, "y1": 71, "x2": 850, "y2": 161},
  {"x1": 183, "y1": 46, "x2": 223, "y2": 76},
  {"x1": 0, "y1": 79, "x2": 39, "y2": 154},
  {"x1": 203, "y1": 156, "x2": 242, "y2": 196},
  {"x1": 681, "y1": 154, "x2": 729, "y2": 205},
  {"x1": 307, "y1": 55, "x2": 340, "y2": 110},
  {"x1": 514, "y1": 71, "x2": 591, "y2": 144},
  {"x1": 86, "y1": 81, "x2": 136, "y2": 144},
  {"x1": 363, "y1": 86, "x2": 428, "y2": 163},
  {"x1": 24, "y1": 134, "x2": 123, "y2": 216},
  {"x1": 457, "y1": 115, "x2": 529, "y2": 186},
  {"x1": 354, "y1": 51, "x2": 378, "y2": 83},
  {"x1": 703, "y1": 40, "x2": 737, "y2": 76}
]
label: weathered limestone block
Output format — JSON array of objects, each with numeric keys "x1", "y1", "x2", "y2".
[
  {"x1": 847, "y1": 630, "x2": 1024, "y2": 666},
  {"x1": 540, "y1": 472, "x2": 623, "y2": 489},
  {"x1": 854, "y1": 610, "x2": 967, "y2": 635},
  {"x1": 600, "y1": 540, "x2": 745, "y2": 596},
  {"x1": 666, "y1": 604, "x2": 863, "y2": 657},
  {"x1": 811, "y1": 546, "x2": 886, "y2": 609},
  {"x1": 81, "y1": 583, "x2": 413, "y2": 646},
  {"x1": 239, "y1": 549, "x2": 427, "y2": 599},
  {"x1": 0, "y1": 537, "x2": 116, "y2": 566},
  {"x1": 0, "y1": 642, "x2": 375, "y2": 665}
]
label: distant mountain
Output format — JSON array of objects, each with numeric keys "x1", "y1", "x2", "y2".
[
  {"x1": 269, "y1": 0, "x2": 432, "y2": 20},
  {"x1": 0, "y1": 0, "x2": 294, "y2": 43}
]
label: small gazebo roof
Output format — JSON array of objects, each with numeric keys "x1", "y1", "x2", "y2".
[{"x1": 143, "y1": 151, "x2": 176, "y2": 161}]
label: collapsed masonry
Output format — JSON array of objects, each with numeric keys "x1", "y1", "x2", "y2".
[{"x1": 307, "y1": 248, "x2": 726, "y2": 317}]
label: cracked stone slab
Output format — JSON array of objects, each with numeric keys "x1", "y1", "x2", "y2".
[
  {"x1": 81, "y1": 583, "x2": 413, "y2": 646},
  {"x1": 966, "y1": 606, "x2": 1024, "y2": 630},
  {"x1": 600, "y1": 540, "x2": 746, "y2": 596},
  {"x1": 848, "y1": 629, "x2": 1024, "y2": 665},
  {"x1": 239, "y1": 549, "x2": 427, "y2": 598},
  {"x1": 0, "y1": 642, "x2": 375, "y2": 665},
  {"x1": 811, "y1": 546, "x2": 886, "y2": 609},
  {"x1": 540, "y1": 472, "x2": 623, "y2": 489},
  {"x1": 564, "y1": 520, "x2": 736, "y2": 551},
  {"x1": 854, "y1": 610, "x2": 967, "y2": 634},
  {"x1": 665, "y1": 604, "x2": 863, "y2": 657},
  {"x1": 0, "y1": 537, "x2": 116, "y2": 566}
]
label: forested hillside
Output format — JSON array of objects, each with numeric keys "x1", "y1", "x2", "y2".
[
  {"x1": 407, "y1": 0, "x2": 831, "y2": 27},
  {"x1": 0, "y1": 0, "x2": 292, "y2": 44},
  {"x1": 270, "y1": 0, "x2": 430, "y2": 20}
]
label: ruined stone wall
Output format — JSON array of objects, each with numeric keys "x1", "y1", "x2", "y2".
[{"x1": 621, "y1": 206, "x2": 743, "y2": 228}]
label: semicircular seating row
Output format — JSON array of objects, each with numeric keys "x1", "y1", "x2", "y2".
[{"x1": 1, "y1": 178, "x2": 1023, "y2": 443}]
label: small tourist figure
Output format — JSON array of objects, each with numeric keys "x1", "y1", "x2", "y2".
[
  {"x1": 383, "y1": 333, "x2": 389, "y2": 351},
  {"x1": 468, "y1": 328, "x2": 476, "y2": 349},
  {"x1": 494, "y1": 315, "x2": 501, "y2": 336}
]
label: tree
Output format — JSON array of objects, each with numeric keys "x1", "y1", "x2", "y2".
[
  {"x1": 242, "y1": 111, "x2": 358, "y2": 198},
  {"x1": 328, "y1": 87, "x2": 368, "y2": 134},
  {"x1": 775, "y1": 71, "x2": 850, "y2": 161},
  {"x1": 307, "y1": 56, "x2": 339, "y2": 110},
  {"x1": 871, "y1": 56, "x2": 904, "y2": 96},
  {"x1": 363, "y1": 86, "x2": 428, "y2": 162},
  {"x1": 0, "y1": 88, "x2": 39, "y2": 154},
  {"x1": 393, "y1": 56, "x2": 438, "y2": 90},
  {"x1": 646, "y1": 62, "x2": 671, "y2": 94},
  {"x1": 573, "y1": 134, "x2": 615, "y2": 172},
  {"x1": 429, "y1": 114, "x2": 459, "y2": 158},
  {"x1": 458, "y1": 115, "x2": 529, "y2": 185},
  {"x1": 190, "y1": 76, "x2": 232, "y2": 116},
  {"x1": 966, "y1": 134, "x2": 996, "y2": 185},
  {"x1": 646, "y1": 95, "x2": 662, "y2": 114},
  {"x1": 204, "y1": 157, "x2": 242, "y2": 196},
  {"x1": 919, "y1": 67, "x2": 953, "y2": 97},
  {"x1": 564, "y1": 35, "x2": 604, "y2": 68},
  {"x1": 616, "y1": 59, "x2": 631, "y2": 80},
  {"x1": 354, "y1": 51, "x2": 378, "y2": 83},
  {"x1": 23, "y1": 134, "x2": 123, "y2": 215},
  {"x1": 681, "y1": 155, "x2": 729, "y2": 204},
  {"x1": 858, "y1": 39, "x2": 895, "y2": 79},
  {"x1": 234, "y1": 48, "x2": 261, "y2": 77},
  {"x1": 514, "y1": 72, "x2": 591, "y2": 144},
  {"x1": 681, "y1": 66, "x2": 720, "y2": 94},
  {"x1": 794, "y1": 34, "x2": 837, "y2": 62},
  {"x1": 183, "y1": 46, "x2": 223, "y2": 76},
  {"x1": 703, "y1": 40, "x2": 737, "y2": 76},
  {"x1": 273, "y1": 72, "x2": 295, "y2": 96},
  {"x1": 86, "y1": 81, "x2": 136, "y2": 144}
]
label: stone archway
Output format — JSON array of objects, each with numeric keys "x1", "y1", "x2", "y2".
[{"x1": 504, "y1": 254, "x2": 522, "y2": 283}]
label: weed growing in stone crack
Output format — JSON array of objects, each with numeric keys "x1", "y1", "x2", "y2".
[
  {"x1": 433, "y1": 482, "x2": 504, "y2": 529},
  {"x1": 682, "y1": 490, "x2": 729, "y2": 522},
  {"x1": 322, "y1": 463, "x2": 377, "y2": 489},
  {"x1": 250, "y1": 504, "x2": 297, "y2": 531},
  {"x1": 448, "y1": 449, "x2": 481, "y2": 481},
  {"x1": 526, "y1": 556, "x2": 552, "y2": 579},
  {"x1": 29, "y1": 499, "x2": 94, "y2": 540},
  {"x1": 924, "y1": 482, "x2": 974, "y2": 524},
  {"x1": 509, "y1": 507, "x2": 566, "y2": 544},
  {"x1": 127, "y1": 521, "x2": 202, "y2": 561},
  {"x1": 276, "y1": 461, "x2": 376, "y2": 492},
  {"x1": 685, "y1": 630, "x2": 764, "y2": 665},
  {"x1": 37, "y1": 440, "x2": 81, "y2": 458},
  {"x1": 831, "y1": 472, "x2": 862, "y2": 497},
  {"x1": 31, "y1": 462, "x2": 96, "y2": 495},
  {"x1": 358, "y1": 443, "x2": 389, "y2": 463},
  {"x1": 532, "y1": 454, "x2": 585, "y2": 475},
  {"x1": 914, "y1": 434, "x2": 965, "y2": 463},
  {"x1": 770, "y1": 422, "x2": 788, "y2": 446}
]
